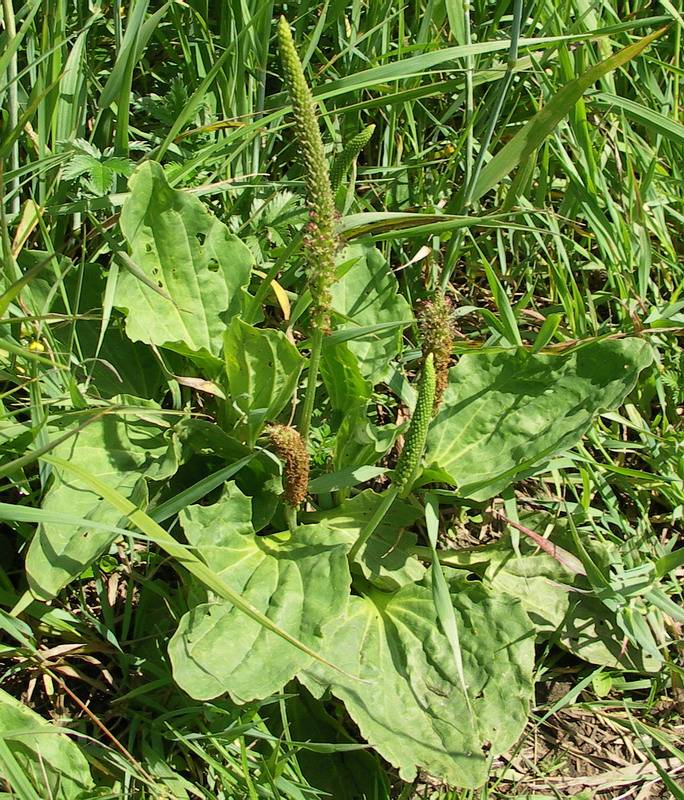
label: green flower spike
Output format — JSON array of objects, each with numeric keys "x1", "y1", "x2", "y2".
[
  {"x1": 330, "y1": 124, "x2": 376, "y2": 192},
  {"x1": 278, "y1": 16, "x2": 337, "y2": 332},
  {"x1": 394, "y1": 353, "x2": 437, "y2": 496}
]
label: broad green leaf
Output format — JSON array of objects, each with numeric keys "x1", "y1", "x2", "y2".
[
  {"x1": 303, "y1": 489, "x2": 424, "y2": 590},
  {"x1": 425, "y1": 339, "x2": 653, "y2": 500},
  {"x1": 299, "y1": 578, "x2": 534, "y2": 787},
  {"x1": 26, "y1": 414, "x2": 179, "y2": 598},
  {"x1": 330, "y1": 243, "x2": 412, "y2": 383},
  {"x1": 471, "y1": 27, "x2": 666, "y2": 201},
  {"x1": 18, "y1": 253, "x2": 166, "y2": 400},
  {"x1": 485, "y1": 546, "x2": 572, "y2": 633},
  {"x1": 320, "y1": 339, "x2": 371, "y2": 413},
  {"x1": 484, "y1": 540, "x2": 659, "y2": 671},
  {"x1": 320, "y1": 340, "x2": 388, "y2": 472},
  {"x1": 563, "y1": 596, "x2": 661, "y2": 672},
  {"x1": 40, "y1": 456, "x2": 345, "y2": 677},
  {"x1": 169, "y1": 486, "x2": 350, "y2": 701},
  {"x1": 83, "y1": 324, "x2": 165, "y2": 399},
  {"x1": 0, "y1": 687, "x2": 94, "y2": 799},
  {"x1": 223, "y1": 317, "x2": 304, "y2": 444},
  {"x1": 116, "y1": 161, "x2": 253, "y2": 363}
]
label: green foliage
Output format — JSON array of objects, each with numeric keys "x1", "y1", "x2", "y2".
[
  {"x1": 470, "y1": 27, "x2": 668, "y2": 202},
  {"x1": 307, "y1": 489, "x2": 424, "y2": 590},
  {"x1": 330, "y1": 243, "x2": 413, "y2": 382},
  {"x1": 300, "y1": 577, "x2": 534, "y2": 787},
  {"x1": 168, "y1": 485, "x2": 350, "y2": 702},
  {"x1": 116, "y1": 161, "x2": 253, "y2": 365},
  {"x1": 484, "y1": 537, "x2": 661, "y2": 672},
  {"x1": 1, "y1": 2, "x2": 682, "y2": 798},
  {"x1": 277, "y1": 687, "x2": 390, "y2": 799},
  {"x1": 223, "y1": 318, "x2": 304, "y2": 444},
  {"x1": 425, "y1": 340, "x2": 654, "y2": 499},
  {"x1": 27, "y1": 413, "x2": 179, "y2": 599},
  {"x1": 61, "y1": 139, "x2": 133, "y2": 196},
  {"x1": 0, "y1": 688, "x2": 94, "y2": 799}
]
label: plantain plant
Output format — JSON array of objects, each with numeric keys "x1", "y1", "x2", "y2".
[{"x1": 15, "y1": 14, "x2": 676, "y2": 795}]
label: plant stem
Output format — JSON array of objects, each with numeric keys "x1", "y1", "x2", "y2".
[
  {"x1": 348, "y1": 486, "x2": 399, "y2": 563},
  {"x1": 463, "y1": 0, "x2": 474, "y2": 196},
  {"x1": 298, "y1": 328, "x2": 323, "y2": 444},
  {"x1": 284, "y1": 504, "x2": 297, "y2": 534},
  {"x1": 2, "y1": 0, "x2": 19, "y2": 215}
]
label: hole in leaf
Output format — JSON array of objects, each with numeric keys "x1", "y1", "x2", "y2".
[
  {"x1": 157, "y1": 281, "x2": 163, "y2": 288},
  {"x1": 145, "y1": 243, "x2": 152, "y2": 253},
  {"x1": 196, "y1": 232, "x2": 206, "y2": 246},
  {"x1": 207, "y1": 260, "x2": 219, "y2": 273}
]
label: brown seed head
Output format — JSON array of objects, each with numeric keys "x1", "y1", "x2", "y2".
[
  {"x1": 267, "y1": 424, "x2": 310, "y2": 508},
  {"x1": 417, "y1": 294, "x2": 455, "y2": 411}
]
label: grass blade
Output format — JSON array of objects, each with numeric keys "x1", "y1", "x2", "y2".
[
  {"x1": 425, "y1": 494, "x2": 473, "y2": 716},
  {"x1": 471, "y1": 27, "x2": 669, "y2": 202}
]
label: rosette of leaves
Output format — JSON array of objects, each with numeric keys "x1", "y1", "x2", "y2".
[
  {"x1": 154, "y1": 22, "x2": 658, "y2": 792},
  {"x1": 168, "y1": 483, "x2": 536, "y2": 786}
]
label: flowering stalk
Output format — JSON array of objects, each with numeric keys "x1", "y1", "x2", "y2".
[
  {"x1": 393, "y1": 353, "x2": 436, "y2": 497},
  {"x1": 417, "y1": 295, "x2": 455, "y2": 411},
  {"x1": 349, "y1": 354, "x2": 437, "y2": 561},
  {"x1": 330, "y1": 124, "x2": 376, "y2": 193},
  {"x1": 278, "y1": 16, "x2": 339, "y2": 446},
  {"x1": 267, "y1": 424, "x2": 310, "y2": 530},
  {"x1": 277, "y1": 15, "x2": 337, "y2": 334}
]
